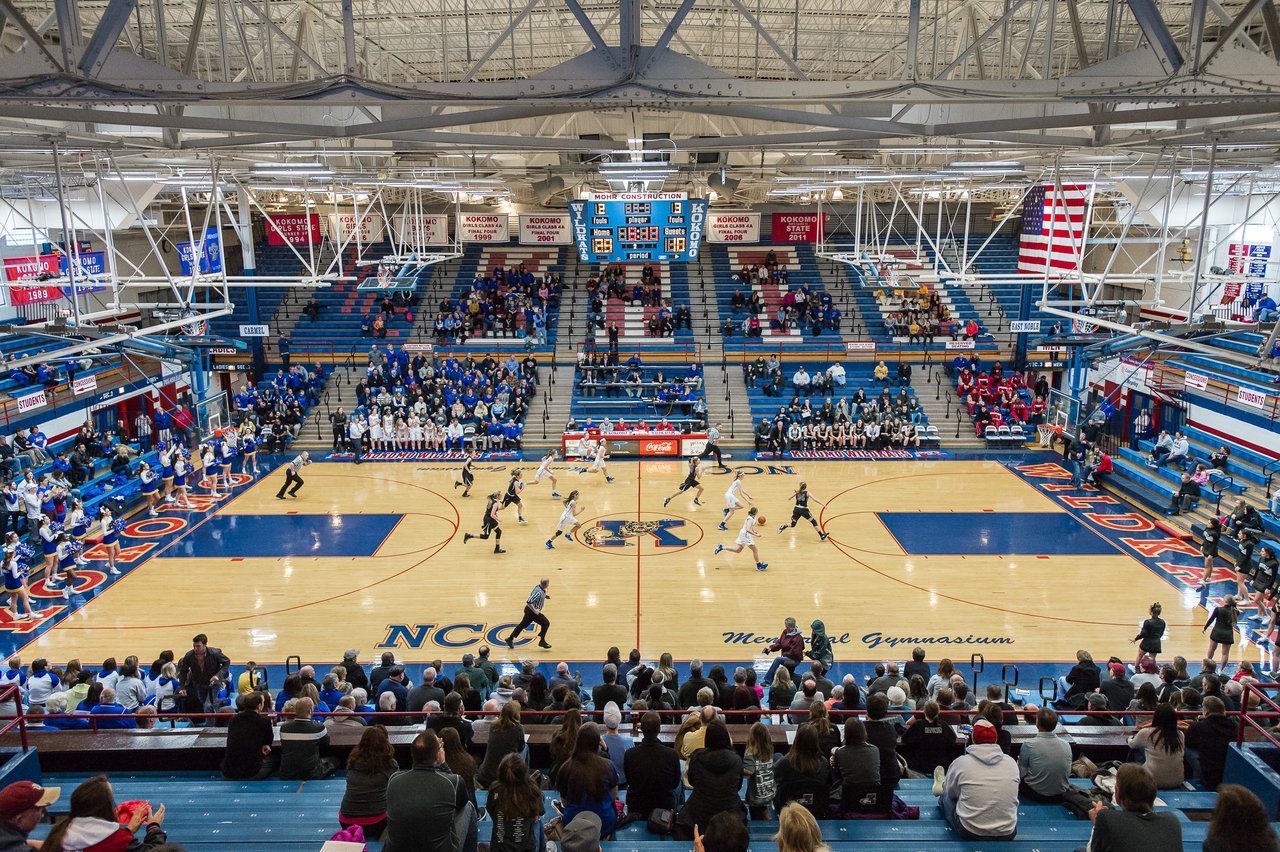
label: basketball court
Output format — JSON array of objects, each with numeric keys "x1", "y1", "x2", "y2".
[{"x1": 5, "y1": 453, "x2": 1221, "y2": 670}]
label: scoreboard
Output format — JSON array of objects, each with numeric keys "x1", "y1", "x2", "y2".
[{"x1": 567, "y1": 192, "x2": 708, "y2": 263}]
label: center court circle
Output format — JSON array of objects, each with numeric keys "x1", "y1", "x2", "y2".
[{"x1": 573, "y1": 511, "x2": 704, "y2": 556}]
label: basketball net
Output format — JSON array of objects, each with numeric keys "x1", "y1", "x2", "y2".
[{"x1": 1037, "y1": 424, "x2": 1055, "y2": 448}]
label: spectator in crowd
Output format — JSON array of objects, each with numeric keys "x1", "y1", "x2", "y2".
[
  {"x1": 221, "y1": 692, "x2": 276, "y2": 780},
  {"x1": 764, "y1": 617, "x2": 805, "y2": 684},
  {"x1": 0, "y1": 780, "x2": 60, "y2": 850},
  {"x1": 678, "y1": 721, "x2": 745, "y2": 837},
  {"x1": 1185, "y1": 696, "x2": 1235, "y2": 790},
  {"x1": 486, "y1": 753, "x2": 546, "y2": 852},
  {"x1": 599, "y1": 703, "x2": 632, "y2": 786},
  {"x1": 1127, "y1": 704, "x2": 1185, "y2": 788},
  {"x1": 1083, "y1": 763, "x2": 1182, "y2": 851},
  {"x1": 864, "y1": 694, "x2": 901, "y2": 789},
  {"x1": 279, "y1": 697, "x2": 334, "y2": 780},
  {"x1": 831, "y1": 718, "x2": 880, "y2": 814},
  {"x1": 901, "y1": 700, "x2": 958, "y2": 775},
  {"x1": 40, "y1": 776, "x2": 167, "y2": 852},
  {"x1": 1204, "y1": 784, "x2": 1279, "y2": 852},
  {"x1": 623, "y1": 710, "x2": 679, "y2": 822},
  {"x1": 428, "y1": 692, "x2": 474, "y2": 748},
  {"x1": 1254, "y1": 292, "x2": 1279, "y2": 323},
  {"x1": 772, "y1": 804, "x2": 826, "y2": 852},
  {"x1": 772, "y1": 724, "x2": 830, "y2": 818},
  {"x1": 339, "y1": 725, "x2": 399, "y2": 840},
  {"x1": 477, "y1": 701, "x2": 525, "y2": 787},
  {"x1": 1017, "y1": 707, "x2": 1071, "y2": 803},
  {"x1": 557, "y1": 722, "x2": 618, "y2": 840},
  {"x1": 384, "y1": 730, "x2": 477, "y2": 852},
  {"x1": 1099, "y1": 662, "x2": 1136, "y2": 711},
  {"x1": 1166, "y1": 472, "x2": 1201, "y2": 515},
  {"x1": 935, "y1": 718, "x2": 1018, "y2": 841}
]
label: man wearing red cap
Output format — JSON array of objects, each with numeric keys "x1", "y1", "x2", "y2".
[
  {"x1": 934, "y1": 718, "x2": 1018, "y2": 841},
  {"x1": 0, "y1": 780, "x2": 60, "y2": 850}
]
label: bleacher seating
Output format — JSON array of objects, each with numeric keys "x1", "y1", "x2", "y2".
[
  {"x1": 570, "y1": 362, "x2": 705, "y2": 430},
  {"x1": 587, "y1": 262, "x2": 695, "y2": 345},
  {"x1": 435, "y1": 244, "x2": 563, "y2": 347},
  {"x1": 712, "y1": 244, "x2": 841, "y2": 341},
  {"x1": 0, "y1": 333, "x2": 116, "y2": 399}
]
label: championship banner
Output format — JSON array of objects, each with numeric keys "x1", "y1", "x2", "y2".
[
  {"x1": 392, "y1": 214, "x2": 450, "y2": 246},
  {"x1": 458, "y1": 213, "x2": 510, "y2": 243},
  {"x1": 266, "y1": 213, "x2": 322, "y2": 246},
  {"x1": 706, "y1": 212, "x2": 760, "y2": 244},
  {"x1": 518, "y1": 213, "x2": 571, "y2": 245},
  {"x1": 177, "y1": 227, "x2": 223, "y2": 275},
  {"x1": 770, "y1": 212, "x2": 825, "y2": 242},
  {"x1": 327, "y1": 213, "x2": 385, "y2": 243},
  {"x1": 3, "y1": 253, "x2": 60, "y2": 281}
]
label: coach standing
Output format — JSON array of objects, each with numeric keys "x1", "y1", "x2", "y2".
[
  {"x1": 276, "y1": 451, "x2": 311, "y2": 499},
  {"x1": 505, "y1": 578, "x2": 552, "y2": 651},
  {"x1": 349, "y1": 416, "x2": 366, "y2": 465}
]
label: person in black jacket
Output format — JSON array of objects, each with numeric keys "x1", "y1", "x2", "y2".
[
  {"x1": 677, "y1": 660, "x2": 716, "y2": 709},
  {"x1": 176, "y1": 633, "x2": 230, "y2": 719},
  {"x1": 592, "y1": 664, "x2": 629, "y2": 712},
  {"x1": 340, "y1": 650, "x2": 369, "y2": 694},
  {"x1": 369, "y1": 652, "x2": 398, "y2": 692},
  {"x1": 676, "y1": 721, "x2": 744, "y2": 838},
  {"x1": 1058, "y1": 650, "x2": 1100, "y2": 704},
  {"x1": 222, "y1": 691, "x2": 277, "y2": 780},
  {"x1": 622, "y1": 712, "x2": 680, "y2": 822},
  {"x1": 863, "y1": 694, "x2": 902, "y2": 789},
  {"x1": 1099, "y1": 662, "x2": 1136, "y2": 712},
  {"x1": 904, "y1": 647, "x2": 931, "y2": 683},
  {"x1": 1185, "y1": 696, "x2": 1235, "y2": 790}
]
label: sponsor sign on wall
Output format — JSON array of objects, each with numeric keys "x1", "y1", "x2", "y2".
[
  {"x1": 392, "y1": 214, "x2": 450, "y2": 246},
  {"x1": 327, "y1": 213, "x2": 385, "y2": 243},
  {"x1": 706, "y1": 212, "x2": 760, "y2": 243},
  {"x1": 265, "y1": 213, "x2": 322, "y2": 245},
  {"x1": 457, "y1": 213, "x2": 510, "y2": 243},
  {"x1": 518, "y1": 213, "x2": 571, "y2": 245},
  {"x1": 770, "y1": 212, "x2": 825, "y2": 242}
]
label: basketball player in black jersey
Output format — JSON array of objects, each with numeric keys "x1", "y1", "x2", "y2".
[
  {"x1": 662, "y1": 457, "x2": 705, "y2": 508},
  {"x1": 462, "y1": 491, "x2": 506, "y2": 553},
  {"x1": 502, "y1": 469, "x2": 528, "y2": 525},
  {"x1": 454, "y1": 450, "x2": 479, "y2": 497},
  {"x1": 778, "y1": 481, "x2": 829, "y2": 540}
]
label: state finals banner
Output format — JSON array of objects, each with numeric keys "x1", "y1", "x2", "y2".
[{"x1": 518, "y1": 213, "x2": 571, "y2": 245}]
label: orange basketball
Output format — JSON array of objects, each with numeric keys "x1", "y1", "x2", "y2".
[{"x1": 757, "y1": 515, "x2": 767, "y2": 525}]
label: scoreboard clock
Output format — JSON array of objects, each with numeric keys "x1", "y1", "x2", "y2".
[{"x1": 567, "y1": 192, "x2": 708, "y2": 263}]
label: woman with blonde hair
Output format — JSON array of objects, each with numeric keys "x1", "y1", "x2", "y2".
[
  {"x1": 773, "y1": 802, "x2": 829, "y2": 852},
  {"x1": 768, "y1": 666, "x2": 796, "y2": 711}
]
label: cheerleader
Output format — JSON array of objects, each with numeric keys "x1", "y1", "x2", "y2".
[
  {"x1": 532, "y1": 451, "x2": 561, "y2": 497},
  {"x1": 158, "y1": 442, "x2": 176, "y2": 504},
  {"x1": 97, "y1": 507, "x2": 120, "y2": 575},
  {"x1": 37, "y1": 516, "x2": 57, "y2": 579},
  {"x1": 218, "y1": 433, "x2": 237, "y2": 491},
  {"x1": 501, "y1": 470, "x2": 528, "y2": 525},
  {"x1": 462, "y1": 491, "x2": 506, "y2": 553},
  {"x1": 408, "y1": 414, "x2": 424, "y2": 451},
  {"x1": 2, "y1": 533, "x2": 34, "y2": 620},
  {"x1": 67, "y1": 499, "x2": 90, "y2": 566},
  {"x1": 662, "y1": 457, "x2": 705, "y2": 507},
  {"x1": 240, "y1": 427, "x2": 259, "y2": 476},
  {"x1": 139, "y1": 461, "x2": 160, "y2": 516},
  {"x1": 172, "y1": 453, "x2": 193, "y2": 508},
  {"x1": 454, "y1": 450, "x2": 478, "y2": 497},
  {"x1": 546, "y1": 490, "x2": 584, "y2": 549},
  {"x1": 200, "y1": 444, "x2": 221, "y2": 500},
  {"x1": 718, "y1": 470, "x2": 753, "y2": 531},
  {"x1": 713, "y1": 506, "x2": 768, "y2": 571},
  {"x1": 581, "y1": 439, "x2": 615, "y2": 483},
  {"x1": 1196, "y1": 517, "x2": 1223, "y2": 589},
  {"x1": 54, "y1": 533, "x2": 79, "y2": 599},
  {"x1": 778, "y1": 482, "x2": 829, "y2": 541}
]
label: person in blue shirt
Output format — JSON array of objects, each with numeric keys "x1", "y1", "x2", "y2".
[
  {"x1": 625, "y1": 353, "x2": 642, "y2": 370},
  {"x1": 42, "y1": 693, "x2": 90, "y2": 729},
  {"x1": 1256, "y1": 293, "x2": 1279, "y2": 323},
  {"x1": 503, "y1": 420, "x2": 523, "y2": 450},
  {"x1": 375, "y1": 667, "x2": 410, "y2": 712},
  {"x1": 89, "y1": 687, "x2": 136, "y2": 729}
]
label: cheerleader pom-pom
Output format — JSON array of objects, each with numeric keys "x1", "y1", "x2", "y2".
[
  {"x1": 15, "y1": 544, "x2": 33, "y2": 561},
  {"x1": 49, "y1": 522, "x2": 64, "y2": 535},
  {"x1": 67, "y1": 541, "x2": 83, "y2": 556},
  {"x1": 112, "y1": 518, "x2": 127, "y2": 533}
]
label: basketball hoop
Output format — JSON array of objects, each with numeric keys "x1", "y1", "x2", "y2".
[{"x1": 1037, "y1": 424, "x2": 1055, "y2": 447}]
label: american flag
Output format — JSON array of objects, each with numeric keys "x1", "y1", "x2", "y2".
[{"x1": 1018, "y1": 184, "x2": 1089, "y2": 274}]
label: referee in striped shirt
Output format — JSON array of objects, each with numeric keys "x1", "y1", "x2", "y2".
[
  {"x1": 275, "y1": 451, "x2": 311, "y2": 499},
  {"x1": 703, "y1": 423, "x2": 727, "y2": 470},
  {"x1": 505, "y1": 578, "x2": 552, "y2": 650}
]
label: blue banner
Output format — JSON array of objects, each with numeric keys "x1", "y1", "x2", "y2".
[{"x1": 177, "y1": 227, "x2": 223, "y2": 275}]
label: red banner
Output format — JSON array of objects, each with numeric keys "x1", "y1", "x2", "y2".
[
  {"x1": 265, "y1": 213, "x2": 322, "y2": 245},
  {"x1": 770, "y1": 212, "x2": 826, "y2": 242},
  {"x1": 4, "y1": 254, "x2": 63, "y2": 305}
]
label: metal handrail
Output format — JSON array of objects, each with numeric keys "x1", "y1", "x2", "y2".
[{"x1": 1210, "y1": 473, "x2": 1236, "y2": 515}]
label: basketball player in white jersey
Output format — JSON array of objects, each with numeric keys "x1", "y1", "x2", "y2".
[
  {"x1": 719, "y1": 470, "x2": 753, "y2": 531},
  {"x1": 545, "y1": 490, "x2": 585, "y2": 549},
  {"x1": 583, "y1": 439, "x2": 615, "y2": 483},
  {"x1": 714, "y1": 506, "x2": 767, "y2": 571},
  {"x1": 531, "y1": 451, "x2": 561, "y2": 498}
]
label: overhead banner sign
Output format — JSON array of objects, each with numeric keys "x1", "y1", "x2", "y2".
[
  {"x1": 518, "y1": 213, "x2": 571, "y2": 245},
  {"x1": 266, "y1": 213, "x2": 322, "y2": 246},
  {"x1": 706, "y1": 212, "x2": 760, "y2": 244},
  {"x1": 3, "y1": 251, "x2": 108, "y2": 304},
  {"x1": 770, "y1": 212, "x2": 826, "y2": 242},
  {"x1": 177, "y1": 227, "x2": 223, "y2": 275},
  {"x1": 392, "y1": 214, "x2": 450, "y2": 246},
  {"x1": 1010, "y1": 320, "x2": 1042, "y2": 333},
  {"x1": 458, "y1": 213, "x2": 509, "y2": 243},
  {"x1": 328, "y1": 213, "x2": 385, "y2": 243},
  {"x1": 1226, "y1": 243, "x2": 1271, "y2": 278}
]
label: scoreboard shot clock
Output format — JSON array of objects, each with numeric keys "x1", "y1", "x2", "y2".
[{"x1": 568, "y1": 192, "x2": 708, "y2": 263}]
